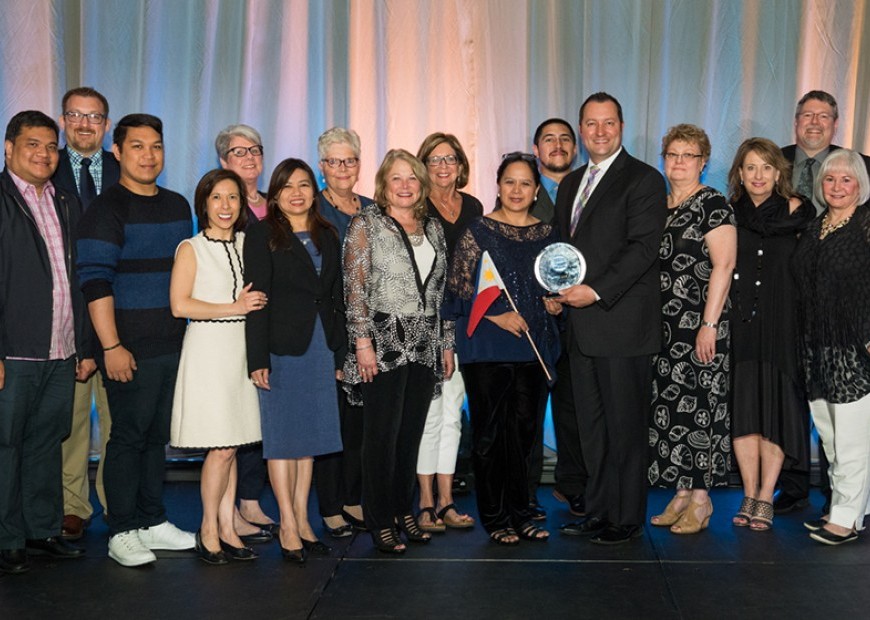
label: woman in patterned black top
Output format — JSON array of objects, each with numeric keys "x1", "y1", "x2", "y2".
[
  {"x1": 342, "y1": 149, "x2": 454, "y2": 553},
  {"x1": 793, "y1": 149, "x2": 870, "y2": 545},
  {"x1": 648, "y1": 125, "x2": 736, "y2": 535}
]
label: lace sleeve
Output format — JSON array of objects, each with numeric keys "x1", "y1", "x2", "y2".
[
  {"x1": 447, "y1": 227, "x2": 482, "y2": 301},
  {"x1": 343, "y1": 214, "x2": 372, "y2": 342}
]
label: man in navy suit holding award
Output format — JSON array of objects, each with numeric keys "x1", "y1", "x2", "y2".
[
  {"x1": 554, "y1": 93, "x2": 667, "y2": 544},
  {"x1": 52, "y1": 87, "x2": 119, "y2": 541}
]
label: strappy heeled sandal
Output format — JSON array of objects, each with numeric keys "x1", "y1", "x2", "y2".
[
  {"x1": 396, "y1": 514, "x2": 431, "y2": 543},
  {"x1": 517, "y1": 521, "x2": 550, "y2": 542},
  {"x1": 650, "y1": 495, "x2": 689, "y2": 527},
  {"x1": 371, "y1": 528, "x2": 406, "y2": 554},
  {"x1": 732, "y1": 497, "x2": 757, "y2": 527},
  {"x1": 490, "y1": 528, "x2": 519, "y2": 546},
  {"x1": 670, "y1": 499, "x2": 713, "y2": 535},
  {"x1": 749, "y1": 500, "x2": 774, "y2": 532}
]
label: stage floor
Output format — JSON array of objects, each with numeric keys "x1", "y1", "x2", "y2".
[{"x1": 1, "y1": 483, "x2": 866, "y2": 619}]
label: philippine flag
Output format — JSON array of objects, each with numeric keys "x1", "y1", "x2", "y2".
[{"x1": 466, "y1": 251, "x2": 506, "y2": 337}]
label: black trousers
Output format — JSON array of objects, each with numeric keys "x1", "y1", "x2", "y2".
[
  {"x1": 0, "y1": 358, "x2": 75, "y2": 548},
  {"x1": 463, "y1": 361, "x2": 547, "y2": 533},
  {"x1": 314, "y1": 382, "x2": 364, "y2": 517},
  {"x1": 568, "y1": 347, "x2": 651, "y2": 527},
  {"x1": 360, "y1": 363, "x2": 436, "y2": 531},
  {"x1": 551, "y1": 342, "x2": 588, "y2": 497},
  {"x1": 236, "y1": 443, "x2": 267, "y2": 501},
  {"x1": 102, "y1": 353, "x2": 178, "y2": 535}
]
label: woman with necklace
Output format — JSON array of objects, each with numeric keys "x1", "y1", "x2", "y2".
[
  {"x1": 169, "y1": 169, "x2": 266, "y2": 564},
  {"x1": 727, "y1": 138, "x2": 813, "y2": 532},
  {"x1": 648, "y1": 125, "x2": 736, "y2": 535},
  {"x1": 215, "y1": 124, "x2": 277, "y2": 540},
  {"x1": 342, "y1": 149, "x2": 454, "y2": 553},
  {"x1": 245, "y1": 159, "x2": 345, "y2": 563},
  {"x1": 443, "y1": 152, "x2": 559, "y2": 545},
  {"x1": 414, "y1": 133, "x2": 483, "y2": 532},
  {"x1": 312, "y1": 128, "x2": 372, "y2": 539},
  {"x1": 793, "y1": 149, "x2": 870, "y2": 545}
]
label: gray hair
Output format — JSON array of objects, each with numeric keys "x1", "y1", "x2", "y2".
[
  {"x1": 215, "y1": 124, "x2": 263, "y2": 159},
  {"x1": 815, "y1": 149, "x2": 870, "y2": 207},
  {"x1": 317, "y1": 127, "x2": 361, "y2": 159}
]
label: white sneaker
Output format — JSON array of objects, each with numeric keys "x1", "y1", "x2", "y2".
[
  {"x1": 108, "y1": 531, "x2": 157, "y2": 567},
  {"x1": 137, "y1": 521, "x2": 195, "y2": 551}
]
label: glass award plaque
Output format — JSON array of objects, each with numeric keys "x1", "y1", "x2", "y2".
[{"x1": 534, "y1": 242, "x2": 586, "y2": 293}]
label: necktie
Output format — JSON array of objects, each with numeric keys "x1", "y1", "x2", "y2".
[
  {"x1": 797, "y1": 157, "x2": 815, "y2": 200},
  {"x1": 570, "y1": 165, "x2": 600, "y2": 235},
  {"x1": 79, "y1": 157, "x2": 97, "y2": 209}
]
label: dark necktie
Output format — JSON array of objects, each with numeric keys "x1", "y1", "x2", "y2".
[
  {"x1": 797, "y1": 157, "x2": 815, "y2": 200},
  {"x1": 79, "y1": 157, "x2": 97, "y2": 209}
]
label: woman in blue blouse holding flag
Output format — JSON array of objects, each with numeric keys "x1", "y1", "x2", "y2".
[{"x1": 443, "y1": 152, "x2": 560, "y2": 545}]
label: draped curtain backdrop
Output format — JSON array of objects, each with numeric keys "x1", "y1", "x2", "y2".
[{"x1": 1, "y1": 0, "x2": 869, "y2": 207}]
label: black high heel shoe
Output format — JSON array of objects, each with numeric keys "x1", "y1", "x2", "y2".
[
  {"x1": 342, "y1": 509, "x2": 367, "y2": 531},
  {"x1": 321, "y1": 518, "x2": 352, "y2": 539},
  {"x1": 371, "y1": 528, "x2": 406, "y2": 554},
  {"x1": 219, "y1": 539, "x2": 258, "y2": 561},
  {"x1": 301, "y1": 538, "x2": 332, "y2": 555},
  {"x1": 195, "y1": 530, "x2": 229, "y2": 565},
  {"x1": 280, "y1": 545, "x2": 306, "y2": 564},
  {"x1": 396, "y1": 514, "x2": 431, "y2": 544}
]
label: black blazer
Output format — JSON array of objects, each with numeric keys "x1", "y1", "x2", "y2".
[
  {"x1": 51, "y1": 148, "x2": 121, "y2": 210},
  {"x1": 244, "y1": 219, "x2": 346, "y2": 373},
  {"x1": 554, "y1": 149, "x2": 668, "y2": 357},
  {"x1": 782, "y1": 143, "x2": 870, "y2": 175},
  {"x1": 532, "y1": 185, "x2": 556, "y2": 224}
]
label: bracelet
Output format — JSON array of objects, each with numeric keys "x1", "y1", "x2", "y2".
[
  {"x1": 700, "y1": 321, "x2": 718, "y2": 330},
  {"x1": 103, "y1": 342, "x2": 122, "y2": 352},
  {"x1": 355, "y1": 344, "x2": 372, "y2": 351}
]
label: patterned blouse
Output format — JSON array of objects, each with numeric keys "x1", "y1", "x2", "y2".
[{"x1": 342, "y1": 204, "x2": 454, "y2": 396}]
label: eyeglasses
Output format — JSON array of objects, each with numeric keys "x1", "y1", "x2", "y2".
[
  {"x1": 797, "y1": 112, "x2": 834, "y2": 123},
  {"x1": 426, "y1": 155, "x2": 459, "y2": 167},
  {"x1": 663, "y1": 152, "x2": 703, "y2": 162},
  {"x1": 500, "y1": 151, "x2": 537, "y2": 163},
  {"x1": 321, "y1": 157, "x2": 359, "y2": 169},
  {"x1": 63, "y1": 111, "x2": 106, "y2": 124},
  {"x1": 226, "y1": 145, "x2": 264, "y2": 158}
]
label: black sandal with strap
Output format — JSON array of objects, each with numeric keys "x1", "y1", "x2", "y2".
[
  {"x1": 518, "y1": 521, "x2": 550, "y2": 542},
  {"x1": 490, "y1": 528, "x2": 519, "y2": 546},
  {"x1": 371, "y1": 528, "x2": 406, "y2": 554},
  {"x1": 396, "y1": 514, "x2": 431, "y2": 543}
]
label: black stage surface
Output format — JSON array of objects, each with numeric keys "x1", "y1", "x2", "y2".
[{"x1": 1, "y1": 483, "x2": 866, "y2": 619}]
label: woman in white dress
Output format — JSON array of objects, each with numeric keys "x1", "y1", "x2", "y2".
[{"x1": 169, "y1": 169, "x2": 268, "y2": 564}]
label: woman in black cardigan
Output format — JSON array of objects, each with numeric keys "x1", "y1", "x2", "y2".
[{"x1": 244, "y1": 158, "x2": 346, "y2": 562}]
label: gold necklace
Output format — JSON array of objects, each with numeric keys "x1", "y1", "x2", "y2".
[{"x1": 820, "y1": 212, "x2": 852, "y2": 239}]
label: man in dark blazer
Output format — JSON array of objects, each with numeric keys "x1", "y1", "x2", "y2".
[
  {"x1": 0, "y1": 110, "x2": 92, "y2": 574},
  {"x1": 554, "y1": 93, "x2": 667, "y2": 544},
  {"x1": 51, "y1": 87, "x2": 120, "y2": 541},
  {"x1": 776, "y1": 90, "x2": 870, "y2": 515}
]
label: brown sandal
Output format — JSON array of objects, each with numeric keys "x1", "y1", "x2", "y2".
[
  {"x1": 437, "y1": 503, "x2": 475, "y2": 529},
  {"x1": 417, "y1": 507, "x2": 446, "y2": 533},
  {"x1": 650, "y1": 495, "x2": 688, "y2": 527}
]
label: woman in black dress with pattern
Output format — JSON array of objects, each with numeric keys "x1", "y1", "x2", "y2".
[
  {"x1": 727, "y1": 138, "x2": 814, "y2": 531},
  {"x1": 648, "y1": 125, "x2": 736, "y2": 534}
]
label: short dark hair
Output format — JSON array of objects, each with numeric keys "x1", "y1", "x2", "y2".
[
  {"x1": 579, "y1": 92, "x2": 623, "y2": 124},
  {"x1": 113, "y1": 114, "x2": 163, "y2": 149},
  {"x1": 62, "y1": 87, "x2": 110, "y2": 117},
  {"x1": 796, "y1": 90, "x2": 839, "y2": 120},
  {"x1": 494, "y1": 152, "x2": 541, "y2": 211},
  {"x1": 5, "y1": 110, "x2": 59, "y2": 143},
  {"x1": 533, "y1": 118, "x2": 575, "y2": 146},
  {"x1": 193, "y1": 169, "x2": 248, "y2": 234}
]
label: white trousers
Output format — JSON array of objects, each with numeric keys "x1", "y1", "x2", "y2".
[
  {"x1": 416, "y1": 368, "x2": 465, "y2": 475},
  {"x1": 809, "y1": 392, "x2": 870, "y2": 530}
]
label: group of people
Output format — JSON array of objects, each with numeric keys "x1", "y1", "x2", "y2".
[{"x1": 2, "y1": 86, "x2": 869, "y2": 575}]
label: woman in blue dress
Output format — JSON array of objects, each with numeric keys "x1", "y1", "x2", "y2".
[{"x1": 245, "y1": 159, "x2": 345, "y2": 563}]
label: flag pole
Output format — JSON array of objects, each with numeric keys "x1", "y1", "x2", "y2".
[{"x1": 501, "y1": 287, "x2": 553, "y2": 383}]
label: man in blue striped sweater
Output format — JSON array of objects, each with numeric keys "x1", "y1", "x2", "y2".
[{"x1": 76, "y1": 114, "x2": 195, "y2": 567}]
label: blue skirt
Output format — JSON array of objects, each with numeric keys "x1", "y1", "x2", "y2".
[{"x1": 259, "y1": 318, "x2": 342, "y2": 459}]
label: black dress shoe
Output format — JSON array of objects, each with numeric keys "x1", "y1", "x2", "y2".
[
  {"x1": 302, "y1": 538, "x2": 332, "y2": 555},
  {"x1": 528, "y1": 499, "x2": 547, "y2": 521},
  {"x1": 280, "y1": 546, "x2": 306, "y2": 564},
  {"x1": 772, "y1": 492, "x2": 809, "y2": 514},
  {"x1": 342, "y1": 510, "x2": 368, "y2": 531},
  {"x1": 321, "y1": 518, "x2": 353, "y2": 539},
  {"x1": 0, "y1": 548, "x2": 29, "y2": 574},
  {"x1": 590, "y1": 524, "x2": 643, "y2": 545},
  {"x1": 239, "y1": 529, "x2": 272, "y2": 545},
  {"x1": 25, "y1": 537, "x2": 85, "y2": 558},
  {"x1": 248, "y1": 521, "x2": 280, "y2": 535},
  {"x1": 809, "y1": 527, "x2": 858, "y2": 546},
  {"x1": 803, "y1": 518, "x2": 828, "y2": 532},
  {"x1": 195, "y1": 531, "x2": 229, "y2": 565},
  {"x1": 553, "y1": 490, "x2": 586, "y2": 516},
  {"x1": 560, "y1": 517, "x2": 607, "y2": 537},
  {"x1": 219, "y1": 539, "x2": 258, "y2": 561}
]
